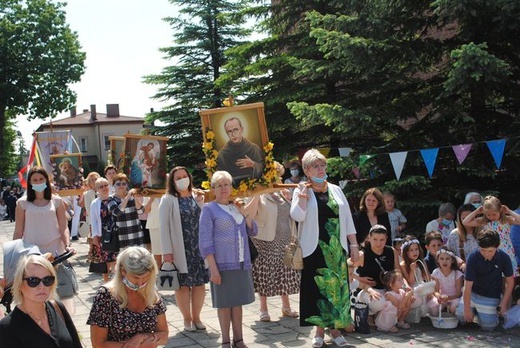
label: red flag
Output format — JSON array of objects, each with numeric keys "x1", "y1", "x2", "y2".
[{"x1": 18, "y1": 137, "x2": 37, "y2": 188}]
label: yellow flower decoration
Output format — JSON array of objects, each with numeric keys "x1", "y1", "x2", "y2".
[
  {"x1": 202, "y1": 127, "x2": 278, "y2": 196},
  {"x1": 201, "y1": 181, "x2": 211, "y2": 190}
]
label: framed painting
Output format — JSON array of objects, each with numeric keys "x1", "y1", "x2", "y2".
[
  {"x1": 108, "y1": 136, "x2": 126, "y2": 173},
  {"x1": 199, "y1": 102, "x2": 272, "y2": 190},
  {"x1": 49, "y1": 153, "x2": 84, "y2": 196},
  {"x1": 123, "y1": 134, "x2": 169, "y2": 196}
]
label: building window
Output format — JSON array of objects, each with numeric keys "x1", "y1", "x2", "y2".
[
  {"x1": 104, "y1": 135, "x2": 112, "y2": 151},
  {"x1": 79, "y1": 137, "x2": 88, "y2": 152}
]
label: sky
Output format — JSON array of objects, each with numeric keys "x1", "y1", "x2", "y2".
[{"x1": 16, "y1": 0, "x2": 176, "y2": 146}]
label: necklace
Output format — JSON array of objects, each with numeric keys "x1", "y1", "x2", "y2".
[{"x1": 23, "y1": 306, "x2": 47, "y2": 326}]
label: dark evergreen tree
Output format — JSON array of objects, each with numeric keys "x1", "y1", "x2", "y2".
[{"x1": 144, "y1": 0, "x2": 251, "y2": 181}]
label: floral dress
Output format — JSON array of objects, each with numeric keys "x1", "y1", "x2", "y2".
[
  {"x1": 486, "y1": 221, "x2": 518, "y2": 277},
  {"x1": 87, "y1": 286, "x2": 166, "y2": 342},
  {"x1": 178, "y1": 197, "x2": 209, "y2": 286}
]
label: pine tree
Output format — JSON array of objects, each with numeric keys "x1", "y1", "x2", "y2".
[{"x1": 144, "y1": 0, "x2": 252, "y2": 181}]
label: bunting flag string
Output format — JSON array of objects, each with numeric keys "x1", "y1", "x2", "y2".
[{"x1": 312, "y1": 137, "x2": 511, "y2": 181}]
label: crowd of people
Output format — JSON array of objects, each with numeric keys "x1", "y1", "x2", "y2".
[{"x1": 0, "y1": 148, "x2": 519, "y2": 348}]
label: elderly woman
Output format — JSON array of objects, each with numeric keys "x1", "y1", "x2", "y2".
[
  {"x1": 463, "y1": 192, "x2": 483, "y2": 207},
  {"x1": 87, "y1": 246, "x2": 168, "y2": 347},
  {"x1": 352, "y1": 187, "x2": 392, "y2": 246},
  {"x1": 159, "y1": 166, "x2": 208, "y2": 332},
  {"x1": 90, "y1": 177, "x2": 119, "y2": 281},
  {"x1": 107, "y1": 173, "x2": 146, "y2": 249},
  {"x1": 245, "y1": 162, "x2": 301, "y2": 322},
  {"x1": 199, "y1": 171, "x2": 258, "y2": 348},
  {"x1": 425, "y1": 202, "x2": 456, "y2": 244},
  {"x1": 290, "y1": 149, "x2": 358, "y2": 348},
  {"x1": 0, "y1": 254, "x2": 81, "y2": 347}
]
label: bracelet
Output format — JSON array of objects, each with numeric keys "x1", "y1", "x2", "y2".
[{"x1": 350, "y1": 244, "x2": 359, "y2": 248}]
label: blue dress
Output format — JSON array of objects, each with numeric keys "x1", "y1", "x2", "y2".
[{"x1": 178, "y1": 197, "x2": 209, "y2": 286}]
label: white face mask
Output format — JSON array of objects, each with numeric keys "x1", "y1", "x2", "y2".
[
  {"x1": 32, "y1": 183, "x2": 47, "y2": 193},
  {"x1": 175, "y1": 177, "x2": 190, "y2": 191},
  {"x1": 122, "y1": 276, "x2": 147, "y2": 291}
]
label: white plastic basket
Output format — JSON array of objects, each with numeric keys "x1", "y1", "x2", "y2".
[{"x1": 430, "y1": 305, "x2": 458, "y2": 329}]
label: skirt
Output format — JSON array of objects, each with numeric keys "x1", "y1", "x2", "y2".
[{"x1": 210, "y1": 267, "x2": 255, "y2": 308}]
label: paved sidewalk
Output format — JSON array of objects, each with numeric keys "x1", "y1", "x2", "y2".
[{"x1": 1, "y1": 220, "x2": 519, "y2": 347}]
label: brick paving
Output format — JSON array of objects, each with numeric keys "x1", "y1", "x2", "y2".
[{"x1": 1, "y1": 220, "x2": 519, "y2": 347}]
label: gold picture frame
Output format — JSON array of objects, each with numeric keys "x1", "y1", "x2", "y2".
[
  {"x1": 199, "y1": 102, "x2": 271, "y2": 190},
  {"x1": 49, "y1": 153, "x2": 84, "y2": 196},
  {"x1": 122, "y1": 134, "x2": 169, "y2": 197},
  {"x1": 108, "y1": 136, "x2": 126, "y2": 173}
]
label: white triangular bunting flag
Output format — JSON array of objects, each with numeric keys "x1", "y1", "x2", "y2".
[{"x1": 389, "y1": 151, "x2": 408, "y2": 180}]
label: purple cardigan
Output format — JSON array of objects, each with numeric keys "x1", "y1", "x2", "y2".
[{"x1": 199, "y1": 202, "x2": 258, "y2": 271}]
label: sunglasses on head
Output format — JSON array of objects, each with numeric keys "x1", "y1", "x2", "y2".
[{"x1": 24, "y1": 276, "x2": 56, "y2": 288}]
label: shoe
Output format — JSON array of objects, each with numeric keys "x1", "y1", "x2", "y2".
[
  {"x1": 71, "y1": 236, "x2": 79, "y2": 241},
  {"x1": 232, "y1": 339, "x2": 248, "y2": 348},
  {"x1": 312, "y1": 336, "x2": 324, "y2": 348},
  {"x1": 259, "y1": 311, "x2": 270, "y2": 322},
  {"x1": 332, "y1": 334, "x2": 348, "y2": 346},
  {"x1": 193, "y1": 322, "x2": 206, "y2": 330},
  {"x1": 377, "y1": 326, "x2": 398, "y2": 333},
  {"x1": 396, "y1": 321, "x2": 411, "y2": 329},
  {"x1": 281, "y1": 307, "x2": 299, "y2": 318},
  {"x1": 183, "y1": 322, "x2": 196, "y2": 332},
  {"x1": 221, "y1": 342, "x2": 231, "y2": 348}
]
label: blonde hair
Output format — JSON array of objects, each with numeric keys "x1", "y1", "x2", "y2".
[
  {"x1": 482, "y1": 195, "x2": 506, "y2": 223},
  {"x1": 109, "y1": 247, "x2": 159, "y2": 309},
  {"x1": 94, "y1": 177, "x2": 109, "y2": 191},
  {"x1": 301, "y1": 149, "x2": 326, "y2": 172},
  {"x1": 274, "y1": 161, "x2": 285, "y2": 178},
  {"x1": 86, "y1": 171, "x2": 101, "y2": 189},
  {"x1": 210, "y1": 171, "x2": 232, "y2": 188},
  {"x1": 12, "y1": 255, "x2": 57, "y2": 305}
]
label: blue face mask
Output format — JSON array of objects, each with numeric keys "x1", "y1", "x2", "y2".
[
  {"x1": 32, "y1": 183, "x2": 47, "y2": 193},
  {"x1": 441, "y1": 218, "x2": 452, "y2": 226},
  {"x1": 472, "y1": 203, "x2": 482, "y2": 209},
  {"x1": 311, "y1": 174, "x2": 328, "y2": 184},
  {"x1": 122, "y1": 276, "x2": 147, "y2": 291}
]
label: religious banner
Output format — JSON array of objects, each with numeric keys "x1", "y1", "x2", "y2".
[
  {"x1": 200, "y1": 102, "x2": 278, "y2": 197},
  {"x1": 50, "y1": 154, "x2": 84, "y2": 196},
  {"x1": 36, "y1": 130, "x2": 73, "y2": 173},
  {"x1": 122, "y1": 134, "x2": 169, "y2": 196},
  {"x1": 108, "y1": 136, "x2": 126, "y2": 173}
]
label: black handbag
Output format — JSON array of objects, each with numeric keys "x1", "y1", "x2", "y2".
[
  {"x1": 102, "y1": 222, "x2": 120, "y2": 252},
  {"x1": 89, "y1": 262, "x2": 108, "y2": 274},
  {"x1": 354, "y1": 302, "x2": 370, "y2": 334},
  {"x1": 248, "y1": 237, "x2": 258, "y2": 263}
]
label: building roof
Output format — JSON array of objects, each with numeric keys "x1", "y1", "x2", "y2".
[{"x1": 39, "y1": 106, "x2": 144, "y2": 128}]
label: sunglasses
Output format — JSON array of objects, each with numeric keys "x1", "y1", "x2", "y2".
[
  {"x1": 115, "y1": 182, "x2": 127, "y2": 187},
  {"x1": 24, "y1": 276, "x2": 56, "y2": 288},
  {"x1": 97, "y1": 184, "x2": 109, "y2": 189}
]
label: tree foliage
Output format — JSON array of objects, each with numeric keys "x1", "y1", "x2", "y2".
[
  {"x1": 222, "y1": 0, "x2": 520, "y2": 232},
  {"x1": 0, "y1": 0, "x2": 85, "y2": 176},
  {"x1": 144, "y1": 0, "x2": 251, "y2": 181}
]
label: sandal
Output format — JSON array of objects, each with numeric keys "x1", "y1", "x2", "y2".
[
  {"x1": 232, "y1": 339, "x2": 248, "y2": 348},
  {"x1": 282, "y1": 307, "x2": 299, "y2": 318},
  {"x1": 221, "y1": 342, "x2": 231, "y2": 348},
  {"x1": 312, "y1": 336, "x2": 324, "y2": 348},
  {"x1": 396, "y1": 321, "x2": 411, "y2": 329},
  {"x1": 259, "y1": 311, "x2": 271, "y2": 322},
  {"x1": 332, "y1": 334, "x2": 348, "y2": 347}
]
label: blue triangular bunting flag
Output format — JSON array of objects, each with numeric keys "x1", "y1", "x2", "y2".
[
  {"x1": 486, "y1": 139, "x2": 506, "y2": 169},
  {"x1": 420, "y1": 148, "x2": 439, "y2": 178}
]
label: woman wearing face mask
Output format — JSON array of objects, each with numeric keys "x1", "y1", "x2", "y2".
[
  {"x1": 88, "y1": 246, "x2": 168, "y2": 347},
  {"x1": 159, "y1": 166, "x2": 208, "y2": 332},
  {"x1": 13, "y1": 166, "x2": 76, "y2": 312},
  {"x1": 290, "y1": 149, "x2": 359, "y2": 348},
  {"x1": 425, "y1": 202, "x2": 456, "y2": 245},
  {"x1": 284, "y1": 162, "x2": 306, "y2": 185}
]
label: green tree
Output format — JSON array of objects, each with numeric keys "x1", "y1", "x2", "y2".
[
  {"x1": 144, "y1": 0, "x2": 251, "y2": 181},
  {"x1": 0, "y1": 117, "x2": 20, "y2": 177},
  {"x1": 288, "y1": 0, "x2": 520, "y2": 230},
  {"x1": 219, "y1": 0, "x2": 348, "y2": 160},
  {"x1": 0, "y1": 0, "x2": 86, "y2": 176}
]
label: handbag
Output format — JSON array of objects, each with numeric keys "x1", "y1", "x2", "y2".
[
  {"x1": 283, "y1": 220, "x2": 303, "y2": 270},
  {"x1": 354, "y1": 301, "x2": 370, "y2": 334},
  {"x1": 156, "y1": 262, "x2": 180, "y2": 291},
  {"x1": 413, "y1": 259, "x2": 436, "y2": 296},
  {"x1": 102, "y1": 221, "x2": 120, "y2": 252},
  {"x1": 56, "y1": 261, "x2": 79, "y2": 300},
  {"x1": 78, "y1": 221, "x2": 89, "y2": 238},
  {"x1": 248, "y1": 237, "x2": 258, "y2": 263},
  {"x1": 89, "y1": 261, "x2": 108, "y2": 274}
]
